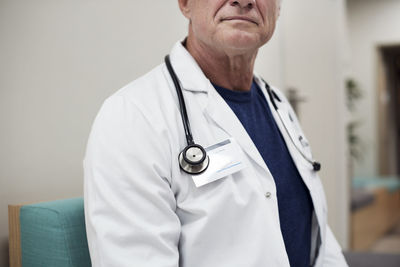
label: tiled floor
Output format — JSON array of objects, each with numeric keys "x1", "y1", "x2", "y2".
[{"x1": 369, "y1": 221, "x2": 400, "y2": 254}]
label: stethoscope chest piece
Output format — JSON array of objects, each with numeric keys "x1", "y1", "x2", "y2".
[{"x1": 179, "y1": 144, "x2": 210, "y2": 174}]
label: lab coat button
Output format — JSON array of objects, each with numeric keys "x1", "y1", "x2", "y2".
[{"x1": 265, "y1": 192, "x2": 272, "y2": 199}]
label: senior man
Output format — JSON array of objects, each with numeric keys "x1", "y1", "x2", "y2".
[{"x1": 84, "y1": 0, "x2": 348, "y2": 266}]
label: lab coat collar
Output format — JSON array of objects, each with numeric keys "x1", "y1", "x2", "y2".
[
  {"x1": 169, "y1": 40, "x2": 273, "y2": 176},
  {"x1": 169, "y1": 41, "x2": 266, "y2": 95},
  {"x1": 169, "y1": 41, "x2": 210, "y2": 93}
]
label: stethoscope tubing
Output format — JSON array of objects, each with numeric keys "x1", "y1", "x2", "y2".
[
  {"x1": 264, "y1": 81, "x2": 321, "y2": 171},
  {"x1": 165, "y1": 55, "x2": 195, "y2": 146},
  {"x1": 165, "y1": 55, "x2": 320, "y2": 173}
]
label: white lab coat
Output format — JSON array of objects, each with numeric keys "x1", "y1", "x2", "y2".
[{"x1": 84, "y1": 41, "x2": 348, "y2": 267}]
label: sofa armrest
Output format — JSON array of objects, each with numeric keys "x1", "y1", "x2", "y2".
[{"x1": 8, "y1": 198, "x2": 91, "y2": 267}]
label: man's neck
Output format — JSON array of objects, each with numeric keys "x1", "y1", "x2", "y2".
[{"x1": 185, "y1": 34, "x2": 257, "y2": 92}]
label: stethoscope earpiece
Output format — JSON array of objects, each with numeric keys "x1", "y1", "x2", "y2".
[
  {"x1": 312, "y1": 161, "x2": 321, "y2": 172},
  {"x1": 179, "y1": 144, "x2": 210, "y2": 175}
]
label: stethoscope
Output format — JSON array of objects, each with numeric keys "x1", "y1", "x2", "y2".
[{"x1": 164, "y1": 55, "x2": 321, "y2": 175}]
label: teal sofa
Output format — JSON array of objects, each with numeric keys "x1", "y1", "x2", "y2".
[{"x1": 18, "y1": 198, "x2": 91, "y2": 267}]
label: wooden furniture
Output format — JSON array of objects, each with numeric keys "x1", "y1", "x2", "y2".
[
  {"x1": 351, "y1": 188, "x2": 400, "y2": 251},
  {"x1": 8, "y1": 204, "x2": 23, "y2": 267}
]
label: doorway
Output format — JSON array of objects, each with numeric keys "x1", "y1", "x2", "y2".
[{"x1": 377, "y1": 45, "x2": 400, "y2": 176}]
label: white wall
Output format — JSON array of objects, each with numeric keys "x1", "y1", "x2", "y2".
[
  {"x1": 255, "y1": 20, "x2": 285, "y2": 89},
  {"x1": 0, "y1": 0, "x2": 349, "y2": 265},
  {"x1": 347, "y1": 0, "x2": 400, "y2": 177}
]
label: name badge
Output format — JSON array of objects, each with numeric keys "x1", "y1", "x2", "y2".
[{"x1": 192, "y1": 138, "x2": 246, "y2": 187}]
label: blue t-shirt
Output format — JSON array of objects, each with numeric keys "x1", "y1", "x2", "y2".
[{"x1": 214, "y1": 81, "x2": 313, "y2": 267}]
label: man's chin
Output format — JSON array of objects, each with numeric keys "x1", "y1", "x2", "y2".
[{"x1": 219, "y1": 33, "x2": 262, "y2": 54}]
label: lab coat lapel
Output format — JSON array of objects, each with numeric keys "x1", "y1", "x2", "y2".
[
  {"x1": 255, "y1": 77, "x2": 325, "y2": 240},
  {"x1": 272, "y1": 114, "x2": 325, "y2": 267},
  {"x1": 204, "y1": 87, "x2": 271, "y2": 176},
  {"x1": 255, "y1": 77, "x2": 313, "y2": 188}
]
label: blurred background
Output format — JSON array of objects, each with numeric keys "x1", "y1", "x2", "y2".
[{"x1": 0, "y1": 0, "x2": 399, "y2": 266}]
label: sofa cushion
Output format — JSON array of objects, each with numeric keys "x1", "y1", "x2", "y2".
[{"x1": 20, "y1": 198, "x2": 91, "y2": 267}]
